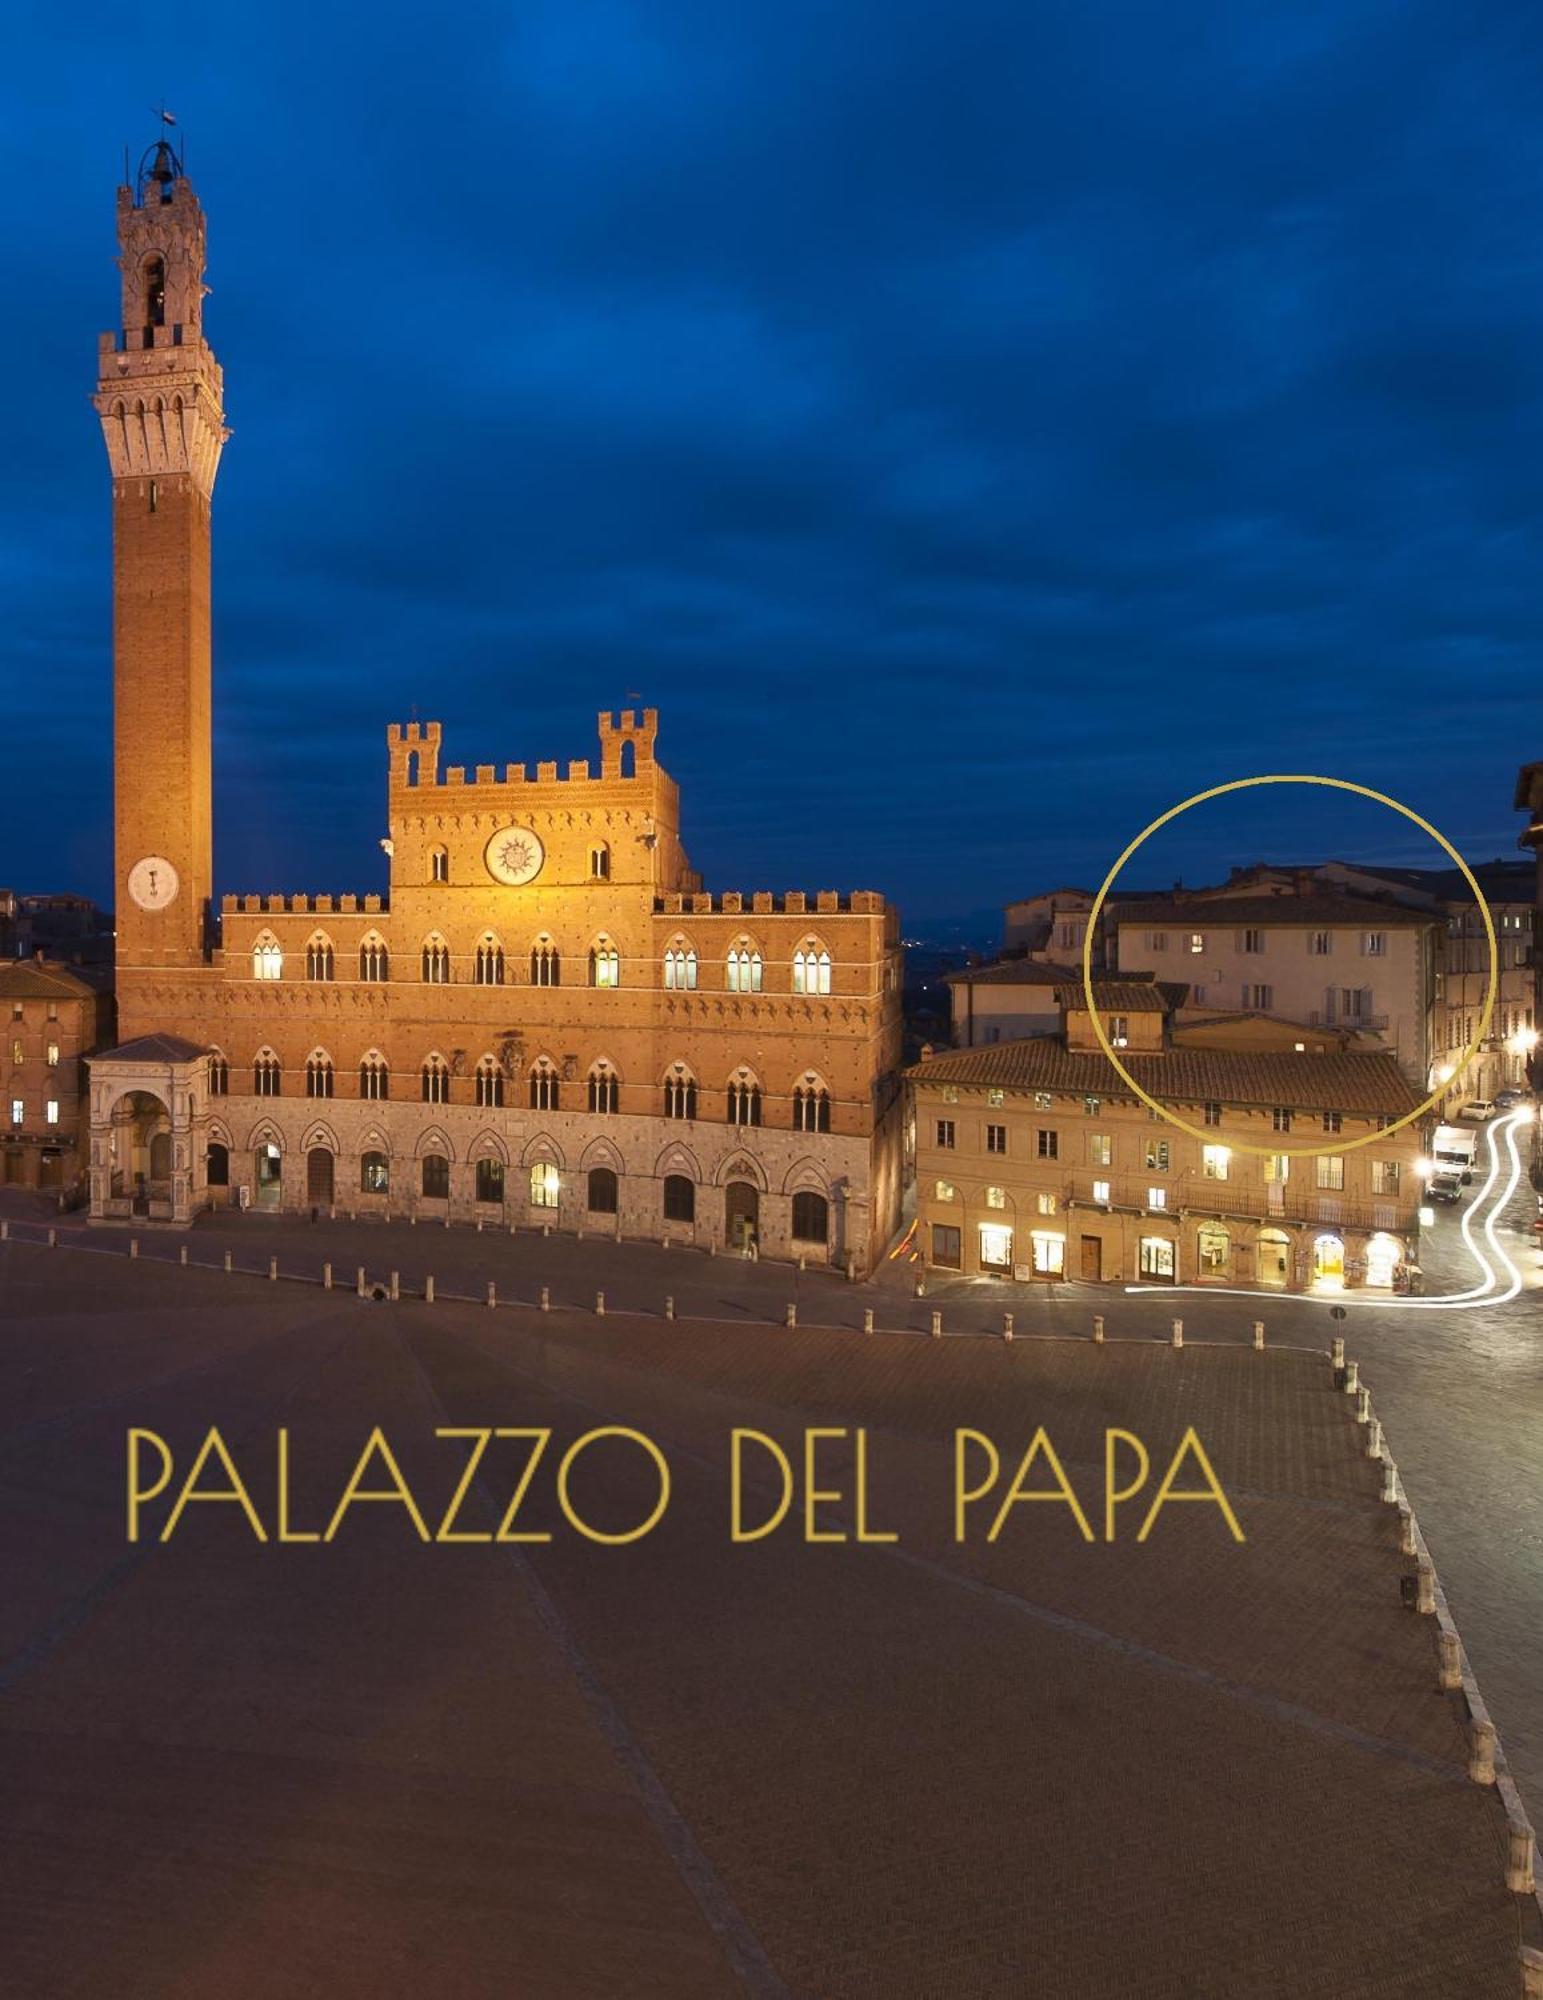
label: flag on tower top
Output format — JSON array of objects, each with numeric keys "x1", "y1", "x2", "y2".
[{"x1": 156, "y1": 106, "x2": 177, "y2": 126}]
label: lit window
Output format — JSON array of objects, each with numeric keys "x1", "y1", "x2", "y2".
[
  {"x1": 1035, "y1": 1192, "x2": 1057, "y2": 1216},
  {"x1": 1316, "y1": 1155, "x2": 1345, "y2": 1191},
  {"x1": 941, "y1": 1085, "x2": 959, "y2": 1104},
  {"x1": 10, "y1": 1098, "x2": 22, "y2": 1126},
  {"x1": 1371, "y1": 1160, "x2": 1400, "y2": 1195},
  {"x1": 1188, "y1": 932, "x2": 1205, "y2": 954},
  {"x1": 988, "y1": 1089, "x2": 1005, "y2": 1108},
  {"x1": 985, "y1": 1185, "x2": 1006, "y2": 1209},
  {"x1": 589, "y1": 943, "x2": 620, "y2": 988},
  {"x1": 664, "y1": 946, "x2": 698, "y2": 990},
  {"x1": 934, "y1": 1178, "x2": 956, "y2": 1202},
  {"x1": 1145, "y1": 1139, "x2": 1169, "y2": 1172},
  {"x1": 1031, "y1": 1231, "x2": 1065, "y2": 1275},
  {"x1": 1089, "y1": 1133, "x2": 1111, "y2": 1167},
  {"x1": 529, "y1": 1163, "x2": 560, "y2": 1209},
  {"x1": 1198, "y1": 1226, "x2": 1229, "y2": 1271},
  {"x1": 1202, "y1": 1144, "x2": 1229, "y2": 1181},
  {"x1": 792, "y1": 944, "x2": 832, "y2": 996},
  {"x1": 1034, "y1": 1092, "x2": 1053, "y2": 1109},
  {"x1": 46, "y1": 1042, "x2": 59, "y2": 1067},
  {"x1": 1084, "y1": 1095, "x2": 1101, "y2": 1116},
  {"x1": 45, "y1": 1099, "x2": 58, "y2": 1125},
  {"x1": 1109, "y1": 1015, "x2": 1129, "y2": 1048},
  {"x1": 1092, "y1": 1178, "x2": 1111, "y2": 1203},
  {"x1": 725, "y1": 944, "x2": 760, "y2": 992},
  {"x1": 10, "y1": 1038, "x2": 21, "y2": 1064},
  {"x1": 1264, "y1": 1153, "x2": 1290, "y2": 1183},
  {"x1": 361, "y1": 1152, "x2": 389, "y2": 1195},
  {"x1": 252, "y1": 935, "x2": 283, "y2": 980},
  {"x1": 1147, "y1": 1187, "x2": 1167, "y2": 1210}
]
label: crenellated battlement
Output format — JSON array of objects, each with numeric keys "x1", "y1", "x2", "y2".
[
  {"x1": 387, "y1": 711, "x2": 663, "y2": 794},
  {"x1": 652, "y1": 890, "x2": 887, "y2": 919},
  {"x1": 221, "y1": 894, "x2": 388, "y2": 917}
]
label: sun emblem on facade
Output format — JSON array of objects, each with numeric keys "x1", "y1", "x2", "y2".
[{"x1": 483, "y1": 824, "x2": 545, "y2": 887}]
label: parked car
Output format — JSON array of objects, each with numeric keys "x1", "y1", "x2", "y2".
[
  {"x1": 1427, "y1": 1170, "x2": 1464, "y2": 1204},
  {"x1": 1458, "y1": 1100, "x2": 1496, "y2": 1122},
  {"x1": 1494, "y1": 1087, "x2": 1525, "y2": 1109}
]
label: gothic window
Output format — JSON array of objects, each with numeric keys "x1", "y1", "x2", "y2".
[
  {"x1": 475, "y1": 1157, "x2": 504, "y2": 1203},
  {"x1": 587, "y1": 1167, "x2": 619, "y2": 1214},
  {"x1": 361, "y1": 1151, "x2": 389, "y2": 1195},
  {"x1": 663, "y1": 1174, "x2": 695, "y2": 1223},
  {"x1": 359, "y1": 935, "x2": 389, "y2": 982},
  {"x1": 359, "y1": 1053, "x2": 390, "y2": 1101},
  {"x1": 475, "y1": 937, "x2": 505, "y2": 985},
  {"x1": 306, "y1": 936, "x2": 335, "y2": 981},
  {"x1": 305, "y1": 1053, "x2": 335, "y2": 1099},
  {"x1": 252, "y1": 934, "x2": 283, "y2": 981},
  {"x1": 726, "y1": 1069, "x2": 762, "y2": 1127},
  {"x1": 253, "y1": 1052, "x2": 282, "y2": 1097},
  {"x1": 421, "y1": 1054, "x2": 450, "y2": 1104},
  {"x1": 529, "y1": 1162, "x2": 560, "y2": 1209},
  {"x1": 792, "y1": 942, "x2": 832, "y2": 996},
  {"x1": 589, "y1": 940, "x2": 621, "y2": 989},
  {"x1": 475, "y1": 1056, "x2": 504, "y2": 1108},
  {"x1": 531, "y1": 939, "x2": 561, "y2": 986},
  {"x1": 664, "y1": 944, "x2": 698, "y2": 990},
  {"x1": 421, "y1": 937, "x2": 450, "y2": 984},
  {"x1": 208, "y1": 1052, "x2": 229, "y2": 1096},
  {"x1": 587, "y1": 1062, "x2": 619, "y2": 1114},
  {"x1": 791, "y1": 1191, "x2": 829, "y2": 1244},
  {"x1": 793, "y1": 1079, "x2": 832, "y2": 1132},
  {"x1": 589, "y1": 843, "x2": 610, "y2": 880},
  {"x1": 430, "y1": 846, "x2": 449, "y2": 883},
  {"x1": 421, "y1": 1154, "x2": 450, "y2": 1200},
  {"x1": 144, "y1": 256, "x2": 166, "y2": 330},
  {"x1": 726, "y1": 941, "x2": 762, "y2": 993},
  {"x1": 663, "y1": 1068, "x2": 698, "y2": 1120},
  {"x1": 529, "y1": 1059, "x2": 560, "y2": 1111},
  {"x1": 206, "y1": 1143, "x2": 229, "y2": 1187}
]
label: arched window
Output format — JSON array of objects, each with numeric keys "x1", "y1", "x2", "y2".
[
  {"x1": 588, "y1": 1062, "x2": 619, "y2": 1114},
  {"x1": 663, "y1": 1174, "x2": 695, "y2": 1223},
  {"x1": 475, "y1": 937, "x2": 505, "y2": 986},
  {"x1": 529, "y1": 1162, "x2": 560, "y2": 1209},
  {"x1": 726, "y1": 942, "x2": 762, "y2": 993},
  {"x1": 206, "y1": 1142, "x2": 230, "y2": 1187},
  {"x1": 359, "y1": 1053, "x2": 390, "y2": 1101},
  {"x1": 475, "y1": 1056, "x2": 505, "y2": 1108},
  {"x1": 663, "y1": 1067, "x2": 698, "y2": 1120},
  {"x1": 589, "y1": 940, "x2": 620, "y2": 989},
  {"x1": 430, "y1": 846, "x2": 449, "y2": 883},
  {"x1": 587, "y1": 1166, "x2": 619, "y2": 1214},
  {"x1": 726, "y1": 1069, "x2": 762, "y2": 1127},
  {"x1": 305, "y1": 1053, "x2": 335, "y2": 1099},
  {"x1": 531, "y1": 939, "x2": 561, "y2": 987},
  {"x1": 664, "y1": 943, "x2": 698, "y2": 991},
  {"x1": 306, "y1": 936, "x2": 334, "y2": 982},
  {"x1": 529, "y1": 1058, "x2": 560, "y2": 1111},
  {"x1": 359, "y1": 935, "x2": 389, "y2": 982},
  {"x1": 475, "y1": 1157, "x2": 504, "y2": 1203},
  {"x1": 421, "y1": 936, "x2": 450, "y2": 984},
  {"x1": 361, "y1": 1151, "x2": 389, "y2": 1195},
  {"x1": 421, "y1": 1154, "x2": 450, "y2": 1200},
  {"x1": 421, "y1": 1054, "x2": 450, "y2": 1104},
  {"x1": 589, "y1": 843, "x2": 610, "y2": 880},
  {"x1": 792, "y1": 943, "x2": 832, "y2": 996},
  {"x1": 208, "y1": 1051, "x2": 229, "y2": 1096},
  {"x1": 252, "y1": 934, "x2": 283, "y2": 981},
  {"x1": 253, "y1": 1052, "x2": 282, "y2": 1097},
  {"x1": 793, "y1": 1079, "x2": 832, "y2": 1132},
  {"x1": 791, "y1": 1191, "x2": 829, "y2": 1244},
  {"x1": 144, "y1": 255, "x2": 166, "y2": 329}
]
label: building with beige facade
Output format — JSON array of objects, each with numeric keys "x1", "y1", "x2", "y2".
[
  {"x1": 2, "y1": 960, "x2": 109, "y2": 1198},
  {"x1": 910, "y1": 983, "x2": 1425, "y2": 1293},
  {"x1": 85, "y1": 140, "x2": 904, "y2": 1267}
]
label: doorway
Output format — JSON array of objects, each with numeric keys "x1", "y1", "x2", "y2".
[
  {"x1": 1080, "y1": 1234, "x2": 1101, "y2": 1281},
  {"x1": 255, "y1": 1143, "x2": 282, "y2": 1211},
  {"x1": 725, "y1": 1180, "x2": 759, "y2": 1251},
  {"x1": 1257, "y1": 1229, "x2": 1289, "y2": 1287},
  {"x1": 1139, "y1": 1236, "x2": 1175, "y2": 1282},
  {"x1": 1313, "y1": 1233, "x2": 1345, "y2": 1288},
  {"x1": 307, "y1": 1148, "x2": 334, "y2": 1206}
]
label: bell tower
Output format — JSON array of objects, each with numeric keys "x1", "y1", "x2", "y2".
[{"x1": 95, "y1": 136, "x2": 227, "y2": 980}]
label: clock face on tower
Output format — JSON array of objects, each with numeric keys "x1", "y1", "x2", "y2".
[
  {"x1": 483, "y1": 825, "x2": 545, "y2": 887},
  {"x1": 127, "y1": 855, "x2": 180, "y2": 911}
]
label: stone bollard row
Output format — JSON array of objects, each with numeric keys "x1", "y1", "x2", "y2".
[
  {"x1": 1438, "y1": 1629, "x2": 1462, "y2": 1692},
  {"x1": 48, "y1": 1226, "x2": 57, "y2": 1248},
  {"x1": 389, "y1": 1270, "x2": 400, "y2": 1301},
  {"x1": 1343, "y1": 1359, "x2": 1359, "y2": 1395},
  {"x1": 1365, "y1": 1419, "x2": 1383, "y2": 1460},
  {"x1": 180, "y1": 1245, "x2": 189, "y2": 1267},
  {"x1": 269, "y1": 1257, "x2": 279, "y2": 1283},
  {"x1": 224, "y1": 1251, "x2": 233, "y2": 1274},
  {"x1": 1331, "y1": 1335, "x2": 1345, "y2": 1370},
  {"x1": 487, "y1": 1280, "x2": 497, "y2": 1309},
  {"x1": 1355, "y1": 1387, "x2": 1372, "y2": 1424},
  {"x1": 1398, "y1": 1508, "x2": 1416, "y2": 1557},
  {"x1": 1522, "y1": 1945, "x2": 1543, "y2": 1999},
  {"x1": 356, "y1": 1267, "x2": 367, "y2": 1298},
  {"x1": 130, "y1": 1239, "x2": 139, "y2": 1260},
  {"x1": 1469, "y1": 1720, "x2": 1497, "y2": 1786},
  {"x1": 1507, "y1": 1826, "x2": 1536, "y2": 1895},
  {"x1": 1380, "y1": 1462, "x2": 1398, "y2": 1505},
  {"x1": 1417, "y1": 1560, "x2": 1435, "y2": 1615},
  {"x1": 596, "y1": 1291, "x2": 605, "y2": 1317},
  {"x1": 323, "y1": 1261, "x2": 333, "y2": 1291}
]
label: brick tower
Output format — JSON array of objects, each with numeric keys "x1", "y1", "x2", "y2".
[{"x1": 95, "y1": 136, "x2": 226, "y2": 983}]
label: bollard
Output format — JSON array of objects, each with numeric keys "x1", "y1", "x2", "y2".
[
  {"x1": 0, "y1": 1220, "x2": 6, "y2": 1240},
  {"x1": 1417, "y1": 1560, "x2": 1435, "y2": 1615},
  {"x1": 847, "y1": 1254, "x2": 857, "y2": 1283},
  {"x1": 130, "y1": 1238, "x2": 139, "y2": 1259},
  {"x1": 540, "y1": 1285, "x2": 550, "y2": 1313},
  {"x1": 1343, "y1": 1359, "x2": 1359, "y2": 1395},
  {"x1": 1252, "y1": 1320, "x2": 1265, "y2": 1351},
  {"x1": 786, "y1": 1303, "x2": 797, "y2": 1329},
  {"x1": 357, "y1": 1267, "x2": 367, "y2": 1298},
  {"x1": 48, "y1": 1226, "x2": 57, "y2": 1248},
  {"x1": 269, "y1": 1257, "x2": 279, "y2": 1283},
  {"x1": 476, "y1": 1217, "x2": 483, "y2": 1234},
  {"x1": 1092, "y1": 1314, "x2": 1105, "y2": 1343},
  {"x1": 1522, "y1": 1945, "x2": 1543, "y2": 2000},
  {"x1": 930, "y1": 1309, "x2": 943, "y2": 1339},
  {"x1": 1469, "y1": 1720, "x2": 1497, "y2": 1786},
  {"x1": 662, "y1": 1236, "x2": 670, "y2": 1251},
  {"x1": 798, "y1": 1254, "x2": 806, "y2": 1272},
  {"x1": 1365, "y1": 1419, "x2": 1383, "y2": 1460},
  {"x1": 914, "y1": 1277, "x2": 925, "y2": 1298},
  {"x1": 1438, "y1": 1629, "x2": 1462, "y2": 1691},
  {"x1": 596, "y1": 1290, "x2": 605, "y2": 1317},
  {"x1": 577, "y1": 1226, "x2": 583, "y2": 1242},
  {"x1": 224, "y1": 1250, "x2": 233, "y2": 1274},
  {"x1": 1380, "y1": 1461, "x2": 1398, "y2": 1504},
  {"x1": 1170, "y1": 1318, "x2": 1183, "y2": 1350},
  {"x1": 665, "y1": 1295, "x2": 674, "y2": 1319},
  {"x1": 1331, "y1": 1335, "x2": 1345, "y2": 1370},
  {"x1": 1355, "y1": 1386, "x2": 1371, "y2": 1423},
  {"x1": 1507, "y1": 1825, "x2": 1536, "y2": 1894},
  {"x1": 709, "y1": 1239, "x2": 716, "y2": 1257},
  {"x1": 863, "y1": 1307, "x2": 874, "y2": 1335},
  {"x1": 1003, "y1": 1312, "x2": 1014, "y2": 1342},
  {"x1": 180, "y1": 1245, "x2": 189, "y2": 1267},
  {"x1": 543, "y1": 1224, "x2": 551, "y2": 1240},
  {"x1": 425, "y1": 1275, "x2": 435, "y2": 1303},
  {"x1": 1399, "y1": 1507, "x2": 1416, "y2": 1556},
  {"x1": 487, "y1": 1280, "x2": 497, "y2": 1308},
  {"x1": 323, "y1": 1261, "x2": 333, "y2": 1291},
  {"x1": 390, "y1": 1270, "x2": 400, "y2": 1301}
]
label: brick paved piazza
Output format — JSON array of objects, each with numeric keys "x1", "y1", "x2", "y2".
[{"x1": 3, "y1": 1228, "x2": 1540, "y2": 1997}]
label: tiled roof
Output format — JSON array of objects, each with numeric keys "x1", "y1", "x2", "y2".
[
  {"x1": 907, "y1": 1035, "x2": 1422, "y2": 1116},
  {"x1": 1076, "y1": 981, "x2": 1175, "y2": 1012},
  {"x1": 1114, "y1": 894, "x2": 1435, "y2": 929},
  {"x1": 945, "y1": 959, "x2": 1079, "y2": 988},
  {"x1": 90, "y1": 1034, "x2": 207, "y2": 1065},
  {"x1": 0, "y1": 960, "x2": 98, "y2": 999}
]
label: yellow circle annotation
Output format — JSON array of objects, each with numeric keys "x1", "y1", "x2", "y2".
[{"x1": 1079, "y1": 776, "x2": 1497, "y2": 1160}]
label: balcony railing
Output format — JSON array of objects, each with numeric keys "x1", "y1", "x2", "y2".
[{"x1": 1056, "y1": 1170, "x2": 1415, "y2": 1234}]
